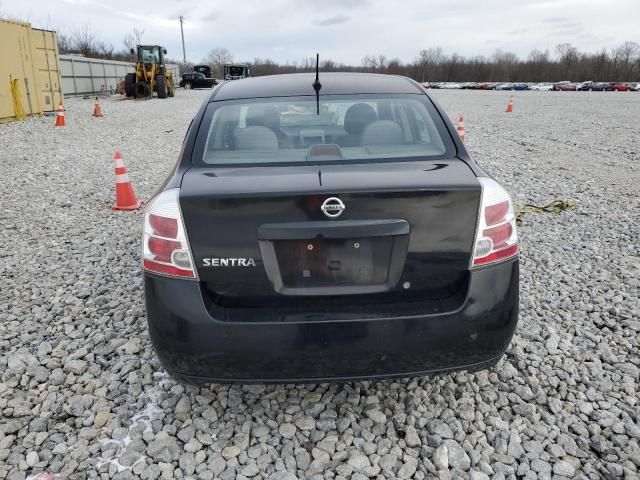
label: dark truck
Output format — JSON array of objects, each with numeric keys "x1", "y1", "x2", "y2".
[
  {"x1": 224, "y1": 64, "x2": 250, "y2": 81},
  {"x1": 142, "y1": 72, "x2": 519, "y2": 384}
]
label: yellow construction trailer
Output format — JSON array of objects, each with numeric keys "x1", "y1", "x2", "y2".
[{"x1": 0, "y1": 18, "x2": 62, "y2": 122}]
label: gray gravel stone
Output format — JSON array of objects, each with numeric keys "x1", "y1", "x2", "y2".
[
  {"x1": 348, "y1": 452, "x2": 371, "y2": 472},
  {"x1": 553, "y1": 460, "x2": 576, "y2": 477},
  {"x1": 147, "y1": 434, "x2": 180, "y2": 463},
  {"x1": 433, "y1": 444, "x2": 449, "y2": 470},
  {"x1": 222, "y1": 445, "x2": 241, "y2": 460},
  {"x1": 404, "y1": 426, "x2": 422, "y2": 447},
  {"x1": 397, "y1": 456, "x2": 418, "y2": 478},
  {"x1": 469, "y1": 471, "x2": 490, "y2": 480},
  {"x1": 279, "y1": 423, "x2": 296, "y2": 439},
  {"x1": 366, "y1": 409, "x2": 387, "y2": 424},
  {"x1": 443, "y1": 439, "x2": 471, "y2": 470}
]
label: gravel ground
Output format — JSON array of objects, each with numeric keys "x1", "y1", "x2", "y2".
[{"x1": 1, "y1": 88, "x2": 639, "y2": 480}]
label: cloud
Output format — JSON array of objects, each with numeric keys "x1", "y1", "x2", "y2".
[
  {"x1": 202, "y1": 11, "x2": 219, "y2": 22},
  {"x1": 6, "y1": 0, "x2": 640, "y2": 65},
  {"x1": 307, "y1": 0, "x2": 369, "y2": 10},
  {"x1": 544, "y1": 16, "x2": 569, "y2": 23},
  {"x1": 313, "y1": 14, "x2": 350, "y2": 26},
  {"x1": 550, "y1": 21, "x2": 582, "y2": 36}
]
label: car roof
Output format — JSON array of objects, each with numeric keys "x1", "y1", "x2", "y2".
[{"x1": 211, "y1": 72, "x2": 423, "y2": 101}]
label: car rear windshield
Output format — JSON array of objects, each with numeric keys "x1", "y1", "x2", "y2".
[{"x1": 198, "y1": 94, "x2": 454, "y2": 166}]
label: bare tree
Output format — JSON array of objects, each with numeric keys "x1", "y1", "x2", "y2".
[
  {"x1": 72, "y1": 24, "x2": 99, "y2": 57},
  {"x1": 57, "y1": 32, "x2": 73, "y2": 54},
  {"x1": 386, "y1": 58, "x2": 403, "y2": 75},
  {"x1": 416, "y1": 50, "x2": 429, "y2": 82},
  {"x1": 204, "y1": 48, "x2": 234, "y2": 78},
  {"x1": 612, "y1": 41, "x2": 639, "y2": 79},
  {"x1": 321, "y1": 59, "x2": 337, "y2": 71},
  {"x1": 123, "y1": 28, "x2": 145, "y2": 51},
  {"x1": 361, "y1": 54, "x2": 377, "y2": 72},
  {"x1": 555, "y1": 43, "x2": 579, "y2": 78},
  {"x1": 376, "y1": 54, "x2": 388, "y2": 72}
]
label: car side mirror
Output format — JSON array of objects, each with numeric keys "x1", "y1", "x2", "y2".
[
  {"x1": 130, "y1": 48, "x2": 134, "y2": 55},
  {"x1": 163, "y1": 49, "x2": 167, "y2": 55}
]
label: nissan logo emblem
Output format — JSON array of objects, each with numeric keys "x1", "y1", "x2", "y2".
[{"x1": 321, "y1": 197, "x2": 345, "y2": 218}]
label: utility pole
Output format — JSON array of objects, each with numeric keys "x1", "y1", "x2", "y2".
[{"x1": 179, "y1": 16, "x2": 186, "y2": 64}]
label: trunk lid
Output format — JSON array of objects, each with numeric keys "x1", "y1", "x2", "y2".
[{"x1": 180, "y1": 159, "x2": 480, "y2": 300}]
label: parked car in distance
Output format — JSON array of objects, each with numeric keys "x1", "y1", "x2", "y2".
[
  {"x1": 557, "y1": 83, "x2": 578, "y2": 91},
  {"x1": 630, "y1": 83, "x2": 640, "y2": 91},
  {"x1": 576, "y1": 81, "x2": 592, "y2": 91},
  {"x1": 193, "y1": 65, "x2": 212, "y2": 79},
  {"x1": 179, "y1": 72, "x2": 217, "y2": 89},
  {"x1": 609, "y1": 82, "x2": 629, "y2": 91},
  {"x1": 530, "y1": 83, "x2": 553, "y2": 91},
  {"x1": 552, "y1": 81, "x2": 572, "y2": 91},
  {"x1": 476, "y1": 82, "x2": 494, "y2": 90},
  {"x1": 142, "y1": 72, "x2": 520, "y2": 384},
  {"x1": 495, "y1": 83, "x2": 514, "y2": 90},
  {"x1": 586, "y1": 82, "x2": 609, "y2": 91},
  {"x1": 512, "y1": 83, "x2": 529, "y2": 91},
  {"x1": 224, "y1": 64, "x2": 251, "y2": 81}
]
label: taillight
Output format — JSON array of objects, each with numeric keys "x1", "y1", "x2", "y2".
[
  {"x1": 143, "y1": 189, "x2": 197, "y2": 279},
  {"x1": 472, "y1": 178, "x2": 519, "y2": 267}
]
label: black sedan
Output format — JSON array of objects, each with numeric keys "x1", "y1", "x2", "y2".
[
  {"x1": 143, "y1": 72, "x2": 519, "y2": 383},
  {"x1": 179, "y1": 72, "x2": 217, "y2": 89}
]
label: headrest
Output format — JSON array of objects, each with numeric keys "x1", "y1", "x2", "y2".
[
  {"x1": 235, "y1": 126, "x2": 278, "y2": 151},
  {"x1": 344, "y1": 103, "x2": 377, "y2": 134},
  {"x1": 246, "y1": 105, "x2": 281, "y2": 131},
  {"x1": 361, "y1": 120, "x2": 404, "y2": 146}
]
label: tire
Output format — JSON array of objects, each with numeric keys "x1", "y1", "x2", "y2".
[
  {"x1": 134, "y1": 82, "x2": 151, "y2": 99},
  {"x1": 156, "y1": 74, "x2": 167, "y2": 99},
  {"x1": 124, "y1": 73, "x2": 135, "y2": 97},
  {"x1": 184, "y1": 82, "x2": 192, "y2": 90}
]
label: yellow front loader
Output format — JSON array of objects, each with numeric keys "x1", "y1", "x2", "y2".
[{"x1": 124, "y1": 45, "x2": 175, "y2": 99}]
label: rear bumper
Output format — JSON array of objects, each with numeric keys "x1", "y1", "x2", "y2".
[{"x1": 144, "y1": 259, "x2": 519, "y2": 383}]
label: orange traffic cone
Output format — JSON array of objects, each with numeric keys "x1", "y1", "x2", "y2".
[
  {"x1": 456, "y1": 115, "x2": 465, "y2": 142},
  {"x1": 112, "y1": 151, "x2": 142, "y2": 211},
  {"x1": 54, "y1": 100, "x2": 66, "y2": 127},
  {"x1": 505, "y1": 96, "x2": 514, "y2": 113},
  {"x1": 92, "y1": 97, "x2": 103, "y2": 117}
]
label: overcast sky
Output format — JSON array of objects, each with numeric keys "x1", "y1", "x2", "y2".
[{"x1": 3, "y1": 0, "x2": 639, "y2": 64}]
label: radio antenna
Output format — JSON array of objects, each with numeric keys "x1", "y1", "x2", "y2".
[{"x1": 312, "y1": 53, "x2": 321, "y2": 115}]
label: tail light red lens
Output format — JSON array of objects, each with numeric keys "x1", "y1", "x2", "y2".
[
  {"x1": 485, "y1": 200, "x2": 509, "y2": 226},
  {"x1": 147, "y1": 237, "x2": 182, "y2": 263},
  {"x1": 149, "y1": 214, "x2": 178, "y2": 239},
  {"x1": 483, "y1": 223, "x2": 513, "y2": 249},
  {"x1": 472, "y1": 178, "x2": 519, "y2": 267},
  {"x1": 143, "y1": 189, "x2": 197, "y2": 279}
]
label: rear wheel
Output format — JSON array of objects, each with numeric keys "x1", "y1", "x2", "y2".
[
  {"x1": 156, "y1": 74, "x2": 167, "y2": 99},
  {"x1": 184, "y1": 82, "x2": 192, "y2": 90},
  {"x1": 124, "y1": 73, "x2": 135, "y2": 97},
  {"x1": 134, "y1": 81, "x2": 151, "y2": 99}
]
